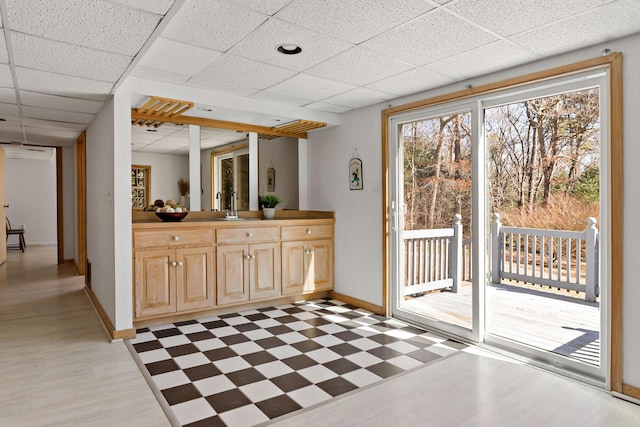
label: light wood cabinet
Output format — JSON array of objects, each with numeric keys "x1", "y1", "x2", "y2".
[
  {"x1": 134, "y1": 229, "x2": 213, "y2": 319},
  {"x1": 216, "y1": 228, "x2": 281, "y2": 305},
  {"x1": 281, "y1": 224, "x2": 334, "y2": 295}
]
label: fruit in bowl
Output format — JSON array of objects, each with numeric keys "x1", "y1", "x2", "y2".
[{"x1": 155, "y1": 210, "x2": 189, "y2": 222}]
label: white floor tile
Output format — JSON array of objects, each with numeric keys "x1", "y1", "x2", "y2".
[
  {"x1": 385, "y1": 341, "x2": 421, "y2": 354},
  {"x1": 278, "y1": 331, "x2": 308, "y2": 344},
  {"x1": 342, "y1": 368, "x2": 383, "y2": 387},
  {"x1": 350, "y1": 337, "x2": 382, "y2": 351},
  {"x1": 220, "y1": 403, "x2": 269, "y2": 427},
  {"x1": 254, "y1": 318, "x2": 282, "y2": 328},
  {"x1": 171, "y1": 398, "x2": 217, "y2": 425},
  {"x1": 229, "y1": 341, "x2": 264, "y2": 355},
  {"x1": 267, "y1": 345, "x2": 302, "y2": 360},
  {"x1": 137, "y1": 348, "x2": 171, "y2": 364},
  {"x1": 174, "y1": 352, "x2": 211, "y2": 369},
  {"x1": 345, "y1": 351, "x2": 384, "y2": 368},
  {"x1": 193, "y1": 337, "x2": 226, "y2": 352},
  {"x1": 288, "y1": 385, "x2": 333, "y2": 407},
  {"x1": 306, "y1": 348, "x2": 341, "y2": 364},
  {"x1": 158, "y1": 334, "x2": 190, "y2": 348},
  {"x1": 298, "y1": 365, "x2": 338, "y2": 384},
  {"x1": 254, "y1": 360, "x2": 294, "y2": 378},
  {"x1": 243, "y1": 329, "x2": 273, "y2": 341},
  {"x1": 240, "y1": 379, "x2": 284, "y2": 402},
  {"x1": 311, "y1": 334, "x2": 344, "y2": 347},
  {"x1": 177, "y1": 323, "x2": 207, "y2": 334},
  {"x1": 152, "y1": 369, "x2": 191, "y2": 390},
  {"x1": 387, "y1": 355, "x2": 424, "y2": 371},
  {"x1": 194, "y1": 375, "x2": 236, "y2": 396},
  {"x1": 213, "y1": 356, "x2": 252, "y2": 374}
]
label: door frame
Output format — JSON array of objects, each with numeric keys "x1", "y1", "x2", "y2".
[{"x1": 381, "y1": 54, "x2": 624, "y2": 391}]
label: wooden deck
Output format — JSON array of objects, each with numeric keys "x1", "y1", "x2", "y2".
[{"x1": 402, "y1": 280, "x2": 600, "y2": 365}]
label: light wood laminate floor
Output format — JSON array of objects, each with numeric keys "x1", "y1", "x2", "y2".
[
  {"x1": 0, "y1": 246, "x2": 169, "y2": 426},
  {"x1": 1, "y1": 247, "x2": 639, "y2": 426}
]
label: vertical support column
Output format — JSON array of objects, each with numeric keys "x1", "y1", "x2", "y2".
[
  {"x1": 585, "y1": 217, "x2": 598, "y2": 302},
  {"x1": 298, "y1": 138, "x2": 308, "y2": 210},
  {"x1": 188, "y1": 125, "x2": 201, "y2": 211},
  {"x1": 491, "y1": 213, "x2": 502, "y2": 285},
  {"x1": 450, "y1": 214, "x2": 463, "y2": 293},
  {"x1": 249, "y1": 132, "x2": 259, "y2": 211}
]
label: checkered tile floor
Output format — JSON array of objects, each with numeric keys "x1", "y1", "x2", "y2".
[{"x1": 127, "y1": 298, "x2": 467, "y2": 427}]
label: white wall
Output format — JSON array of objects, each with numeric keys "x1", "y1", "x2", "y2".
[
  {"x1": 131, "y1": 151, "x2": 189, "y2": 207},
  {"x1": 5, "y1": 156, "x2": 57, "y2": 245},
  {"x1": 86, "y1": 97, "x2": 117, "y2": 329},
  {"x1": 259, "y1": 137, "x2": 298, "y2": 209},
  {"x1": 308, "y1": 34, "x2": 640, "y2": 389}
]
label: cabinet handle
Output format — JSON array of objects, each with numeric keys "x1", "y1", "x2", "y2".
[
  {"x1": 177, "y1": 261, "x2": 183, "y2": 266},
  {"x1": 247, "y1": 232, "x2": 253, "y2": 237},
  {"x1": 173, "y1": 236, "x2": 180, "y2": 241},
  {"x1": 245, "y1": 255, "x2": 251, "y2": 260},
  {"x1": 251, "y1": 255, "x2": 255, "y2": 259},
  {"x1": 171, "y1": 261, "x2": 177, "y2": 266},
  {"x1": 307, "y1": 229, "x2": 312, "y2": 234}
]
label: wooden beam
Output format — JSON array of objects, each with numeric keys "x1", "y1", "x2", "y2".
[{"x1": 131, "y1": 110, "x2": 309, "y2": 139}]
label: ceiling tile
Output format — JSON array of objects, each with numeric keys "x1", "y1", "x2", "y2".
[
  {"x1": 137, "y1": 38, "x2": 223, "y2": 76},
  {"x1": 186, "y1": 77, "x2": 260, "y2": 97},
  {"x1": 321, "y1": 87, "x2": 393, "y2": 109},
  {"x1": 0, "y1": 64, "x2": 14, "y2": 88},
  {"x1": 16, "y1": 68, "x2": 112, "y2": 101},
  {"x1": 161, "y1": 0, "x2": 267, "y2": 51},
  {"x1": 251, "y1": 90, "x2": 312, "y2": 107},
  {"x1": 0, "y1": 102, "x2": 18, "y2": 116},
  {"x1": 447, "y1": 0, "x2": 618, "y2": 37},
  {"x1": 229, "y1": 0, "x2": 293, "y2": 15},
  {"x1": 426, "y1": 40, "x2": 540, "y2": 81},
  {"x1": 305, "y1": 46, "x2": 414, "y2": 86},
  {"x1": 362, "y1": 9, "x2": 498, "y2": 66},
  {"x1": 192, "y1": 54, "x2": 296, "y2": 91},
  {"x1": 228, "y1": 18, "x2": 353, "y2": 72},
  {"x1": 6, "y1": 0, "x2": 161, "y2": 55},
  {"x1": 276, "y1": 0, "x2": 435, "y2": 44},
  {"x1": 304, "y1": 101, "x2": 351, "y2": 114},
  {"x1": 19, "y1": 91, "x2": 105, "y2": 114},
  {"x1": 131, "y1": 65, "x2": 191, "y2": 85},
  {"x1": 22, "y1": 117, "x2": 87, "y2": 131},
  {"x1": 0, "y1": 32, "x2": 8, "y2": 63},
  {"x1": 12, "y1": 33, "x2": 132, "y2": 83},
  {"x1": 24, "y1": 127, "x2": 83, "y2": 145},
  {"x1": 366, "y1": 67, "x2": 455, "y2": 97},
  {"x1": 21, "y1": 106, "x2": 96, "y2": 124},
  {"x1": 107, "y1": 0, "x2": 175, "y2": 15},
  {"x1": 260, "y1": 74, "x2": 355, "y2": 103},
  {"x1": 511, "y1": 0, "x2": 640, "y2": 56},
  {"x1": 0, "y1": 87, "x2": 16, "y2": 104}
]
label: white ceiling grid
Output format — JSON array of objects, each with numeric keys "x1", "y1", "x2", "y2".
[{"x1": 0, "y1": 0, "x2": 635, "y2": 153}]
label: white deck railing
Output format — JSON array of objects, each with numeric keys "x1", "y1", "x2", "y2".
[{"x1": 403, "y1": 214, "x2": 600, "y2": 302}]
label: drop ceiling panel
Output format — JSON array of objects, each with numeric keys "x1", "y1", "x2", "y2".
[
  {"x1": 138, "y1": 38, "x2": 223, "y2": 76},
  {"x1": 19, "y1": 91, "x2": 105, "y2": 114},
  {"x1": 262, "y1": 74, "x2": 355, "y2": 103},
  {"x1": 306, "y1": 46, "x2": 414, "y2": 86},
  {"x1": 12, "y1": 33, "x2": 132, "y2": 83},
  {"x1": 131, "y1": 66, "x2": 191, "y2": 85},
  {"x1": 322, "y1": 87, "x2": 394, "y2": 109},
  {"x1": 250, "y1": 90, "x2": 313, "y2": 107},
  {"x1": 0, "y1": 102, "x2": 18, "y2": 116},
  {"x1": 193, "y1": 54, "x2": 296, "y2": 91},
  {"x1": 366, "y1": 67, "x2": 455, "y2": 97},
  {"x1": 0, "y1": 32, "x2": 8, "y2": 63},
  {"x1": 6, "y1": 0, "x2": 162, "y2": 56},
  {"x1": 0, "y1": 64, "x2": 14, "y2": 88},
  {"x1": 108, "y1": 0, "x2": 175, "y2": 15},
  {"x1": 228, "y1": 18, "x2": 353, "y2": 72},
  {"x1": 16, "y1": 68, "x2": 112, "y2": 102},
  {"x1": 21, "y1": 105, "x2": 96, "y2": 124},
  {"x1": 186, "y1": 77, "x2": 258, "y2": 97},
  {"x1": 363, "y1": 10, "x2": 498, "y2": 66},
  {"x1": 24, "y1": 127, "x2": 82, "y2": 145},
  {"x1": 448, "y1": 0, "x2": 619, "y2": 37},
  {"x1": 0, "y1": 87, "x2": 16, "y2": 104},
  {"x1": 276, "y1": 0, "x2": 435, "y2": 44},
  {"x1": 22, "y1": 117, "x2": 87, "y2": 131},
  {"x1": 161, "y1": 0, "x2": 267, "y2": 51},
  {"x1": 303, "y1": 102, "x2": 351, "y2": 114},
  {"x1": 511, "y1": 0, "x2": 640, "y2": 57},
  {"x1": 426, "y1": 40, "x2": 540, "y2": 81},
  {"x1": 230, "y1": 0, "x2": 293, "y2": 15}
]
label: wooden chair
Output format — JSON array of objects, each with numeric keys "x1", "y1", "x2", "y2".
[{"x1": 6, "y1": 217, "x2": 26, "y2": 252}]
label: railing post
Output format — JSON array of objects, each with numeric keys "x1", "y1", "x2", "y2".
[
  {"x1": 491, "y1": 213, "x2": 502, "y2": 284},
  {"x1": 585, "y1": 217, "x2": 598, "y2": 302},
  {"x1": 450, "y1": 214, "x2": 462, "y2": 293}
]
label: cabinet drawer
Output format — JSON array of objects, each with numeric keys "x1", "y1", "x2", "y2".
[
  {"x1": 281, "y1": 224, "x2": 333, "y2": 241},
  {"x1": 216, "y1": 227, "x2": 278, "y2": 244},
  {"x1": 134, "y1": 229, "x2": 213, "y2": 248}
]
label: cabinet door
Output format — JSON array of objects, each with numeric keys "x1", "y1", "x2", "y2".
[
  {"x1": 250, "y1": 242, "x2": 281, "y2": 300},
  {"x1": 176, "y1": 246, "x2": 214, "y2": 311},
  {"x1": 134, "y1": 248, "x2": 175, "y2": 318},
  {"x1": 306, "y1": 239, "x2": 333, "y2": 292},
  {"x1": 217, "y1": 244, "x2": 249, "y2": 305},
  {"x1": 281, "y1": 241, "x2": 306, "y2": 295}
]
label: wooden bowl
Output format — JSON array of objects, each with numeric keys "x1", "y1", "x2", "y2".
[{"x1": 154, "y1": 211, "x2": 188, "y2": 222}]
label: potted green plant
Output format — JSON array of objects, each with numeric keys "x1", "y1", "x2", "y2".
[{"x1": 259, "y1": 194, "x2": 281, "y2": 219}]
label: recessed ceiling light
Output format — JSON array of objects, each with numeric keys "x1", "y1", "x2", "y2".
[
  {"x1": 277, "y1": 44, "x2": 302, "y2": 55},
  {"x1": 0, "y1": 118, "x2": 6, "y2": 122},
  {"x1": 146, "y1": 129, "x2": 157, "y2": 132},
  {"x1": 199, "y1": 106, "x2": 215, "y2": 112}
]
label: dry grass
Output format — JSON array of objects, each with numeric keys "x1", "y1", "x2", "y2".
[{"x1": 497, "y1": 194, "x2": 599, "y2": 232}]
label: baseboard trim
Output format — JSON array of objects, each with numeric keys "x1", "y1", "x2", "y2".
[
  {"x1": 84, "y1": 287, "x2": 136, "y2": 341},
  {"x1": 328, "y1": 291, "x2": 384, "y2": 315},
  {"x1": 622, "y1": 383, "x2": 640, "y2": 401}
]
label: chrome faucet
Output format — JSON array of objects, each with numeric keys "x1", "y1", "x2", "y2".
[
  {"x1": 215, "y1": 191, "x2": 222, "y2": 211},
  {"x1": 227, "y1": 191, "x2": 238, "y2": 218}
]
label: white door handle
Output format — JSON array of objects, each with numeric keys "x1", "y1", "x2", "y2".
[
  {"x1": 177, "y1": 261, "x2": 183, "y2": 266},
  {"x1": 171, "y1": 261, "x2": 177, "y2": 266},
  {"x1": 173, "y1": 236, "x2": 179, "y2": 241}
]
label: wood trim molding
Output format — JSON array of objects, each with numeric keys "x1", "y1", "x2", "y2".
[
  {"x1": 381, "y1": 53, "x2": 624, "y2": 391},
  {"x1": 84, "y1": 286, "x2": 136, "y2": 341},
  {"x1": 622, "y1": 384, "x2": 640, "y2": 401},
  {"x1": 56, "y1": 147, "x2": 64, "y2": 265},
  {"x1": 328, "y1": 291, "x2": 384, "y2": 315},
  {"x1": 76, "y1": 132, "x2": 87, "y2": 277}
]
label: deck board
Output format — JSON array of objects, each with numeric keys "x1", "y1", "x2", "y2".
[{"x1": 402, "y1": 280, "x2": 600, "y2": 365}]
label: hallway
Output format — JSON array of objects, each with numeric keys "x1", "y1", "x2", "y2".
[{"x1": 0, "y1": 246, "x2": 169, "y2": 426}]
